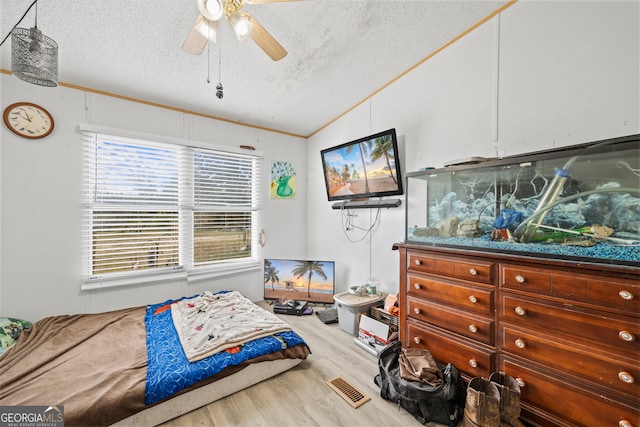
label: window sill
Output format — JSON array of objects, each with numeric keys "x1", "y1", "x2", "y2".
[
  {"x1": 81, "y1": 269, "x2": 188, "y2": 291},
  {"x1": 187, "y1": 261, "x2": 262, "y2": 283},
  {"x1": 81, "y1": 261, "x2": 261, "y2": 291}
]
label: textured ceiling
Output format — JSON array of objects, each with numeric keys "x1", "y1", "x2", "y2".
[{"x1": 0, "y1": 0, "x2": 510, "y2": 137}]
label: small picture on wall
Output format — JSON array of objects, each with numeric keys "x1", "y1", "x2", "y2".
[{"x1": 270, "y1": 160, "x2": 296, "y2": 199}]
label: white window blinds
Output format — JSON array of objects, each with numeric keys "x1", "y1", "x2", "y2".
[
  {"x1": 81, "y1": 129, "x2": 261, "y2": 285},
  {"x1": 192, "y1": 149, "x2": 259, "y2": 266}
]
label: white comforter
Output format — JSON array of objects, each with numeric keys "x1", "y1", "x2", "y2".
[{"x1": 171, "y1": 291, "x2": 291, "y2": 362}]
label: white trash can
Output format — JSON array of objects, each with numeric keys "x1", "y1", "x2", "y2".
[{"x1": 333, "y1": 291, "x2": 386, "y2": 336}]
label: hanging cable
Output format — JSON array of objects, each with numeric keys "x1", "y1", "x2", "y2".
[
  {"x1": 340, "y1": 205, "x2": 382, "y2": 243},
  {"x1": 0, "y1": 0, "x2": 38, "y2": 47}
]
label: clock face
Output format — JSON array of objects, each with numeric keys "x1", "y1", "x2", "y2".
[{"x1": 3, "y1": 102, "x2": 54, "y2": 139}]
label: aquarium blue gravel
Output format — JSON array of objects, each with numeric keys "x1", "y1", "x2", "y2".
[{"x1": 407, "y1": 229, "x2": 640, "y2": 264}]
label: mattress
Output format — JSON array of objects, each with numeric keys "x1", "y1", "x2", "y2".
[
  {"x1": 111, "y1": 357, "x2": 303, "y2": 426},
  {"x1": 0, "y1": 293, "x2": 310, "y2": 426}
]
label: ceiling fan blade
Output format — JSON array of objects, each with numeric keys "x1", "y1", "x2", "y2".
[
  {"x1": 182, "y1": 15, "x2": 209, "y2": 55},
  {"x1": 196, "y1": 16, "x2": 219, "y2": 42},
  {"x1": 245, "y1": 13, "x2": 288, "y2": 61}
]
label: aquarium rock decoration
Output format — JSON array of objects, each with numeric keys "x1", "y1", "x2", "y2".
[
  {"x1": 583, "y1": 183, "x2": 640, "y2": 232},
  {"x1": 562, "y1": 238, "x2": 596, "y2": 247},
  {"x1": 428, "y1": 192, "x2": 498, "y2": 230},
  {"x1": 412, "y1": 227, "x2": 439, "y2": 238},
  {"x1": 457, "y1": 219, "x2": 483, "y2": 238},
  {"x1": 438, "y1": 216, "x2": 460, "y2": 238}
]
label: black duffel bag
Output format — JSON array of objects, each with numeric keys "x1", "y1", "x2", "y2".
[{"x1": 374, "y1": 341, "x2": 466, "y2": 426}]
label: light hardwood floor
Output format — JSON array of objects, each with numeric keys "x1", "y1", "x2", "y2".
[{"x1": 159, "y1": 302, "x2": 427, "y2": 427}]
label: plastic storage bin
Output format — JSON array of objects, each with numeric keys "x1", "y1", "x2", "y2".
[{"x1": 333, "y1": 292, "x2": 386, "y2": 336}]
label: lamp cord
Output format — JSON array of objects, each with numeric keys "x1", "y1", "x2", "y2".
[{"x1": 0, "y1": 0, "x2": 39, "y2": 47}]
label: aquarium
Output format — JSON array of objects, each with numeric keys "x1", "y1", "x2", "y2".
[{"x1": 405, "y1": 134, "x2": 640, "y2": 267}]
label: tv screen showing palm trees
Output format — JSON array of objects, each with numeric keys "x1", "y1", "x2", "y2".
[
  {"x1": 321, "y1": 128, "x2": 403, "y2": 202},
  {"x1": 264, "y1": 259, "x2": 335, "y2": 304}
]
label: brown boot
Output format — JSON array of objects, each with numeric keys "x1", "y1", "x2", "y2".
[
  {"x1": 489, "y1": 372, "x2": 526, "y2": 427},
  {"x1": 462, "y1": 377, "x2": 501, "y2": 427}
]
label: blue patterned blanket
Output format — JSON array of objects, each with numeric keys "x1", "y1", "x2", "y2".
[{"x1": 144, "y1": 292, "x2": 308, "y2": 405}]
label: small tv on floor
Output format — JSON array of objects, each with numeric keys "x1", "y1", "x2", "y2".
[{"x1": 263, "y1": 258, "x2": 335, "y2": 305}]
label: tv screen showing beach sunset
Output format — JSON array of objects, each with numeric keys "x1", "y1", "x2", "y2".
[
  {"x1": 263, "y1": 259, "x2": 335, "y2": 304},
  {"x1": 321, "y1": 128, "x2": 402, "y2": 201}
]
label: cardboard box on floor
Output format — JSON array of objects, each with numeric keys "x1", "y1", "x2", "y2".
[{"x1": 354, "y1": 314, "x2": 397, "y2": 356}]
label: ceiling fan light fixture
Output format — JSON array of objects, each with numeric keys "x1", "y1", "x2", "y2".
[
  {"x1": 195, "y1": 15, "x2": 218, "y2": 42},
  {"x1": 197, "y1": 0, "x2": 224, "y2": 21},
  {"x1": 229, "y1": 12, "x2": 253, "y2": 41}
]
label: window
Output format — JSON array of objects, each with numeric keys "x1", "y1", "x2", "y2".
[{"x1": 81, "y1": 128, "x2": 261, "y2": 288}]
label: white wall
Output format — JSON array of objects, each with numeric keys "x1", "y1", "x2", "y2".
[
  {"x1": 306, "y1": 1, "x2": 640, "y2": 297},
  {"x1": 1, "y1": 1, "x2": 638, "y2": 321},
  {"x1": 0, "y1": 77, "x2": 307, "y2": 320}
]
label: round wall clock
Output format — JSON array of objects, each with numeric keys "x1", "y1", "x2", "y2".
[{"x1": 3, "y1": 102, "x2": 55, "y2": 139}]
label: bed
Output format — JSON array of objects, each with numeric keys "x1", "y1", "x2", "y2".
[{"x1": 0, "y1": 290, "x2": 310, "y2": 426}]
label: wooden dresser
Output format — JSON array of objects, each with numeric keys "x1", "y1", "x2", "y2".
[{"x1": 395, "y1": 243, "x2": 639, "y2": 427}]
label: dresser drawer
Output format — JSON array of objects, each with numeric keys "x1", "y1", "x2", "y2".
[
  {"x1": 501, "y1": 325, "x2": 640, "y2": 400},
  {"x1": 500, "y1": 295, "x2": 639, "y2": 356},
  {"x1": 407, "y1": 322, "x2": 494, "y2": 379},
  {"x1": 408, "y1": 251, "x2": 494, "y2": 284},
  {"x1": 500, "y1": 357, "x2": 640, "y2": 427},
  {"x1": 409, "y1": 298, "x2": 494, "y2": 345},
  {"x1": 408, "y1": 274, "x2": 494, "y2": 315},
  {"x1": 588, "y1": 276, "x2": 640, "y2": 314},
  {"x1": 501, "y1": 264, "x2": 640, "y2": 314}
]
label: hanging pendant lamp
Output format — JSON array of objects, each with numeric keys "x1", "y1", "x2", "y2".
[{"x1": 11, "y1": 1, "x2": 58, "y2": 87}]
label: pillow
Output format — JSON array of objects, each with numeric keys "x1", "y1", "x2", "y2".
[{"x1": 0, "y1": 317, "x2": 32, "y2": 354}]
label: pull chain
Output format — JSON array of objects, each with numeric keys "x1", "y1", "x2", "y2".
[
  {"x1": 206, "y1": 41, "x2": 211, "y2": 84},
  {"x1": 216, "y1": 42, "x2": 223, "y2": 99}
]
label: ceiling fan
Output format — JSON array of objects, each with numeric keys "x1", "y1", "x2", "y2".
[{"x1": 182, "y1": 0, "x2": 299, "y2": 61}]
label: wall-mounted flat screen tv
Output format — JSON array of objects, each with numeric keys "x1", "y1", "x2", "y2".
[
  {"x1": 263, "y1": 259, "x2": 335, "y2": 304},
  {"x1": 320, "y1": 128, "x2": 403, "y2": 202}
]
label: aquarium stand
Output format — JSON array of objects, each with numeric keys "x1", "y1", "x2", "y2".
[
  {"x1": 394, "y1": 242, "x2": 639, "y2": 426},
  {"x1": 332, "y1": 199, "x2": 401, "y2": 210}
]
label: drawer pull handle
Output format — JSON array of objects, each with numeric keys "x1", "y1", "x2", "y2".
[
  {"x1": 413, "y1": 336, "x2": 422, "y2": 345},
  {"x1": 413, "y1": 307, "x2": 421, "y2": 315},
  {"x1": 414, "y1": 283, "x2": 421, "y2": 290},
  {"x1": 618, "y1": 371, "x2": 635, "y2": 384},
  {"x1": 469, "y1": 295, "x2": 478, "y2": 304},
  {"x1": 619, "y1": 290, "x2": 634, "y2": 301},
  {"x1": 469, "y1": 268, "x2": 477, "y2": 276},
  {"x1": 514, "y1": 306, "x2": 526, "y2": 316},
  {"x1": 515, "y1": 274, "x2": 525, "y2": 283},
  {"x1": 468, "y1": 324, "x2": 478, "y2": 333},
  {"x1": 515, "y1": 378, "x2": 526, "y2": 388},
  {"x1": 619, "y1": 331, "x2": 635, "y2": 342},
  {"x1": 414, "y1": 259, "x2": 421, "y2": 266},
  {"x1": 515, "y1": 339, "x2": 526, "y2": 349},
  {"x1": 468, "y1": 359, "x2": 478, "y2": 368},
  {"x1": 619, "y1": 421, "x2": 633, "y2": 427}
]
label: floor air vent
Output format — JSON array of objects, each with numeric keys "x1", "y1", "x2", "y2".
[{"x1": 326, "y1": 376, "x2": 371, "y2": 408}]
